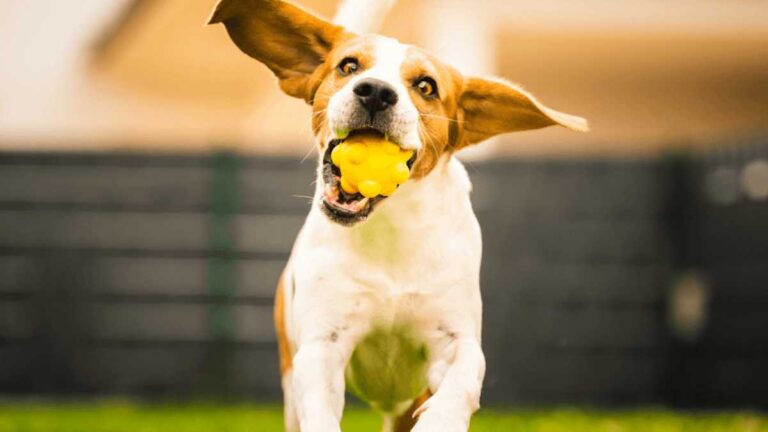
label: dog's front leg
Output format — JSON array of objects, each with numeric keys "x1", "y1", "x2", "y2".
[
  {"x1": 292, "y1": 339, "x2": 350, "y2": 432},
  {"x1": 413, "y1": 337, "x2": 486, "y2": 432}
]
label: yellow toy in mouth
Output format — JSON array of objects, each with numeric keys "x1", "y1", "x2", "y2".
[{"x1": 331, "y1": 133, "x2": 414, "y2": 199}]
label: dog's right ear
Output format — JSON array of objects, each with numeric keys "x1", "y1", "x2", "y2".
[{"x1": 207, "y1": 0, "x2": 350, "y2": 102}]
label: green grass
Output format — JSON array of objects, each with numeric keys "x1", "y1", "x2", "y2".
[{"x1": 0, "y1": 403, "x2": 765, "y2": 432}]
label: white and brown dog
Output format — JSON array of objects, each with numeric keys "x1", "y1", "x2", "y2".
[{"x1": 208, "y1": 1, "x2": 587, "y2": 431}]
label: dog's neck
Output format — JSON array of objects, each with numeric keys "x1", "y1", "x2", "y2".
[{"x1": 305, "y1": 154, "x2": 476, "y2": 263}]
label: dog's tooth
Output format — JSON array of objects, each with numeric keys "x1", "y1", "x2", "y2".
[
  {"x1": 352, "y1": 198, "x2": 369, "y2": 212},
  {"x1": 325, "y1": 184, "x2": 339, "y2": 201}
]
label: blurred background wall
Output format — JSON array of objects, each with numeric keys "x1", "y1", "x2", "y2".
[
  {"x1": 2, "y1": 0, "x2": 768, "y2": 155},
  {"x1": 0, "y1": 0, "x2": 767, "y2": 408}
]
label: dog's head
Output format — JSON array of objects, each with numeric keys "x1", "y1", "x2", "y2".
[{"x1": 209, "y1": 0, "x2": 587, "y2": 225}]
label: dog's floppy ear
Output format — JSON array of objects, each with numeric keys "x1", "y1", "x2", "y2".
[
  {"x1": 207, "y1": 0, "x2": 349, "y2": 102},
  {"x1": 456, "y1": 77, "x2": 588, "y2": 148}
]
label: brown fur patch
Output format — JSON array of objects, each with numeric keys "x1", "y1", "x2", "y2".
[
  {"x1": 209, "y1": 0, "x2": 352, "y2": 102},
  {"x1": 394, "y1": 390, "x2": 432, "y2": 432},
  {"x1": 274, "y1": 271, "x2": 292, "y2": 375},
  {"x1": 400, "y1": 47, "x2": 465, "y2": 179},
  {"x1": 456, "y1": 77, "x2": 589, "y2": 147}
]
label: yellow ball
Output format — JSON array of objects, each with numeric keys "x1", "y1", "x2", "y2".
[{"x1": 331, "y1": 135, "x2": 414, "y2": 199}]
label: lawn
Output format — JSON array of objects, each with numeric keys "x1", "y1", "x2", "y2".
[{"x1": 0, "y1": 403, "x2": 765, "y2": 432}]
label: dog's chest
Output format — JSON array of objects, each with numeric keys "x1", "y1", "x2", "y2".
[
  {"x1": 345, "y1": 325, "x2": 429, "y2": 413},
  {"x1": 335, "y1": 208, "x2": 479, "y2": 410}
]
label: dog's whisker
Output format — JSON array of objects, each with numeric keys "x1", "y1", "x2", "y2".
[
  {"x1": 292, "y1": 194, "x2": 316, "y2": 205},
  {"x1": 419, "y1": 125, "x2": 441, "y2": 159},
  {"x1": 300, "y1": 144, "x2": 318, "y2": 164}
]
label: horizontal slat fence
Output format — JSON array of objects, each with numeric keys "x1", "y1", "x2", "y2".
[
  {"x1": 0, "y1": 147, "x2": 765, "y2": 408},
  {"x1": 665, "y1": 140, "x2": 768, "y2": 408},
  {"x1": 0, "y1": 153, "x2": 312, "y2": 400},
  {"x1": 471, "y1": 160, "x2": 673, "y2": 405}
]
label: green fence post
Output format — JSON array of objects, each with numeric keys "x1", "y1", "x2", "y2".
[{"x1": 200, "y1": 150, "x2": 240, "y2": 398}]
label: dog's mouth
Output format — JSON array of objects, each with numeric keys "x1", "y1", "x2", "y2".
[{"x1": 321, "y1": 128, "x2": 417, "y2": 226}]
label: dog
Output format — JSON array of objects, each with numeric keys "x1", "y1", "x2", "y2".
[{"x1": 208, "y1": 1, "x2": 587, "y2": 430}]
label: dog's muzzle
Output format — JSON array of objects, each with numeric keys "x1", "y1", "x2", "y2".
[{"x1": 320, "y1": 129, "x2": 417, "y2": 226}]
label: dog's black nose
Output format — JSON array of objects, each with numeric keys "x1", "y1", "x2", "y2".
[{"x1": 353, "y1": 78, "x2": 398, "y2": 118}]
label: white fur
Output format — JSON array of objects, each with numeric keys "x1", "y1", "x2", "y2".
[
  {"x1": 283, "y1": 154, "x2": 486, "y2": 432},
  {"x1": 326, "y1": 37, "x2": 422, "y2": 151}
]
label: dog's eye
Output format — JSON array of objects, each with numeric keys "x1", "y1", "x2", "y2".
[
  {"x1": 415, "y1": 77, "x2": 438, "y2": 98},
  {"x1": 337, "y1": 57, "x2": 360, "y2": 76}
]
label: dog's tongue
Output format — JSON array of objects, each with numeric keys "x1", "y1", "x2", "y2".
[{"x1": 324, "y1": 184, "x2": 369, "y2": 213}]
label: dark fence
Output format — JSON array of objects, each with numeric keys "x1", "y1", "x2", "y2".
[
  {"x1": 664, "y1": 140, "x2": 768, "y2": 408},
  {"x1": 0, "y1": 145, "x2": 765, "y2": 408}
]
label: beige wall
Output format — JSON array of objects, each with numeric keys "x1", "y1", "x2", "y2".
[
  {"x1": 494, "y1": 32, "x2": 768, "y2": 156},
  {"x1": 2, "y1": 0, "x2": 767, "y2": 156}
]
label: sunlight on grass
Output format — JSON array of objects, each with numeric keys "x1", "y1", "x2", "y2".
[{"x1": 0, "y1": 403, "x2": 765, "y2": 432}]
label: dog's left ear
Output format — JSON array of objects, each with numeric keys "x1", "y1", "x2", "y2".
[
  {"x1": 456, "y1": 77, "x2": 588, "y2": 148},
  {"x1": 208, "y1": 0, "x2": 350, "y2": 102}
]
